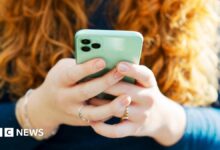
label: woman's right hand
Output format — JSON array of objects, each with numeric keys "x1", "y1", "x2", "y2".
[{"x1": 16, "y1": 58, "x2": 131, "y2": 138}]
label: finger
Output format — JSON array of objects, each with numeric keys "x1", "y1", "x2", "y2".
[
  {"x1": 88, "y1": 98, "x2": 110, "y2": 106},
  {"x1": 62, "y1": 96, "x2": 131, "y2": 126},
  {"x1": 89, "y1": 99, "x2": 149, "y2": 122},
  {"x1": 82, "y1": 95, "x2": 131, "y2": 121},
  {"x1": 57, "y1": 58, "x2": 106, "y2": 86},
  {"x1": 125, "y1": 105, "x2": 149, "y2": 122},
  {"x1": 116, "y1": 62, "x2": 157, "y2": 88},
  {"x1": 105, "y1": 81, "x2": 150, "y2": 105},
  {"x1": 67, "y1": 69, "x2": 124, "y2": 102},
  {"x1": 91, "y1": 121, "x2": 137, "y2": 138}
]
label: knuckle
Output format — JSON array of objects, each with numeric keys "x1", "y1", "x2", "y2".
[
  {"x1": 55, "y1": 59, "x2": 78, "y2": 83},
  {"x1": 80, "y1": 67, "x2": 90, "y2": 76},
  {"x1": 143, "y1": 92, "x2": 154, "y2": 107},
  {"x1": 140, "y1": 65, "x2": 153, "y2": 76},
  {"x1": 56, "y1": 59, "x2": 69, "y2": 66},
  {"x1": 83, "y1": 62, "x2": 95, "y2": 74},
  {"x1": 132, "y1": 65, "x2": 139, "y2": 74},
  {"x1": 103, "y1": 75, "x2": 113, "y2": 87},
  {"x1": 146, "y1": 68, "x2": 155, "y2": 79},
  {"x1": 78, "y1": 85, "x2": 91, "y2": 99},
  {"x1": 65, "y1": 69, "x2": 77, "y2": 83},
  {"x1": 140, "y1": 65, "x2": 148, "y2": 70}
]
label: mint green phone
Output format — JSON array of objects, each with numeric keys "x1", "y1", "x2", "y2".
[{"x1": 75, "y1": 29, "x2": 143, "y2": 83}]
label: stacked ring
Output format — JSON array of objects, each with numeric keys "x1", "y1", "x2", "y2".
[{"x1": 121, "y1": 106, "x2": 129, "y2": 120}]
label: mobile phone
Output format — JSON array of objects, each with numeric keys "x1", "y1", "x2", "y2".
[{"x1": 74, "y1": 29, "x2": 143, "y2": 83}]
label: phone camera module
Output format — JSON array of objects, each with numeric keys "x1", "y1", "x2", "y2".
[
  {"x1": 91, "y1": 43, "x2": 101, "y2": 49},
  {"x1": 81, "y1": 39, "x2": 91, "y2": 45},
  {"x1": 81, "y1": 46, "x2": 91, "y2": 52}
]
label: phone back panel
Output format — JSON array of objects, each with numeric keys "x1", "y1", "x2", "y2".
[{"x1": 75, "y1": 29, "x2": 143, "y2": 83}]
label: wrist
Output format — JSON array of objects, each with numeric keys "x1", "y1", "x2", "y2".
[
  {"x1": 153, "y1": 96, "x2": 186, "y2": 146},
  {"x1": 16, "y1": 88, "x2": 60, "y2": 140},
  {"x1": 29, "y1": 88, "x2": 60, "y2": 134}
]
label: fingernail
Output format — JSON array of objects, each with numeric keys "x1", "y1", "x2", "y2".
[
  {"x1": 118, "y1": 63, "x2": 129, "y2": 72},
  {"x1": 114, "y1": 71, "x2": 124, "y2": 80},
  {"x1": 120, "y1": 96, "x2": 131, "y2": 106},
  {"x1": 95, "y1": 59, "x2": 105, "y2": 70}
]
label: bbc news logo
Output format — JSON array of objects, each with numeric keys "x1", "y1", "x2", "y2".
[{"x1": 0, "y1": 128, "x2": 44, "y2": 137}]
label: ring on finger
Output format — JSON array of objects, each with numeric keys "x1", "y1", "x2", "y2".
[
  {"x1": 78, "y1": 105, "x2": 90, "y2": 123},
  {"x1": 121, "y1": 106, "x2": 129, "y2": 120}
]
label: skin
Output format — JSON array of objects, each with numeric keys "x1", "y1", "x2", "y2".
[
  {"x1": 91, "y1": 62, "x2": 186, "y2": 146},
  {"x1": 16, "y1": 58, "x2": 186, "y2": 146}
]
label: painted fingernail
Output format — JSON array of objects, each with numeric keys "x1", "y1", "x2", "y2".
[
  {"x1": 118, "y1": 63, "x2": 129, "y2": 72},
  {"x1": 114, "y1": 71, "x2": 124, "y2": 80},
  {"x1": 95, "y1": 59, "x2": 105, "y2": 70}
]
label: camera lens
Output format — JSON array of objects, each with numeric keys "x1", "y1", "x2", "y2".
[
  {"x1": 81, "y1": 39, "x2": 91, "y2": 45},
  {"x1": 81, "y1": 46, "x2": 91, "y2": 52},
  {"x1": 91, "y1": 43, "x2": 101, "y2": 49}
]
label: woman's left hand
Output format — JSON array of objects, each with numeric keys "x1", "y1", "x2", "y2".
[{"x1": 90, "y1": 62, "x2": 186, "y2": 146}]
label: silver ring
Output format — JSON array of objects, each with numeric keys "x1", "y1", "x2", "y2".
[{"x1": 78, "y1": 105, "x2": 90, "y2": 123}]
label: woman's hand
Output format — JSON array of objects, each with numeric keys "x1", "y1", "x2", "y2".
[
  {"x1": 90, "y1": 62, "x2": 186, "y2": 146},
  {"x1": 16, "y1": 58, "x2": 131, "y2": 138}
]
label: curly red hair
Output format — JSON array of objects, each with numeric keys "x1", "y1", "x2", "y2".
[{"x1": 0, "y1": 0, "x2": 219, "y2": 106}]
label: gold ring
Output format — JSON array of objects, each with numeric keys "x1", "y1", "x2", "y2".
[
  {"x1": 78, "y1": 105, "x2": 90, "y2": 123},
  {"x1": 121, "y1": 106, "x2": 129, "y2": 120}
]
